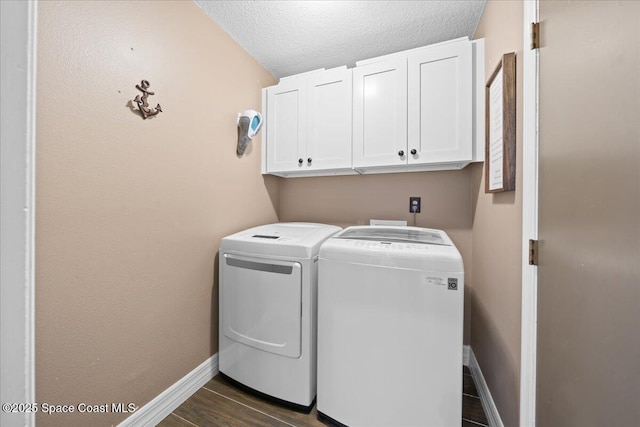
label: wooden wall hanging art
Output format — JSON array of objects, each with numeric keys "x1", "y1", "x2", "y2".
[{"x1": 485, "y1": 53, "x2": 516, "y2": 193}]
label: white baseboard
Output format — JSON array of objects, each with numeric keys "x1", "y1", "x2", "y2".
[
  {"x1": 468, "y1": 347, "x2": 504, "y2": 427},
  {"x1": 463, "y1": 345, "x2": 470, "y2": 366},
  {"x1": 118, "y1": 353, "x2": 219, "y2": 427}
]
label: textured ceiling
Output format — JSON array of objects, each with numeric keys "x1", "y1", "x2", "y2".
[{"x1": 194, "y1": 0, "x2": 486, "y2": 79}]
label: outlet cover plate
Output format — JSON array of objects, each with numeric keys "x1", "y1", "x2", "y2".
[{"x1": 409, "y1": 197, "x2": 421, "y2": 213}]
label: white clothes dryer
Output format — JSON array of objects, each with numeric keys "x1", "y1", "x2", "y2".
[
  {"x1": 219, "y1": 222, "x2": 341, "y2": 411},
  {"x1": 317, "y1": 226, "x2": 465, "y2": 426}
]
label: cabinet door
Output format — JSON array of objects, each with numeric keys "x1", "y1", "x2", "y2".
[
  {"x1": 306, "y1": 68, "x2": 353, "y2": 170},
  {"x1": 408, "y1": 39, "x2": 472, "y2": 164},
  {"x1": 265, "y1": 79, "x2": 307, "y2": 173},
  {"x1": 353, "y1": 58, "x2": 408, "y2": 168}
]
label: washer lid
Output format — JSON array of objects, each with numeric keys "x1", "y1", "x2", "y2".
[
  {"x1": 320, "y1": 226, "x2": 463, "y2": 272},
  {"x1": 336, "y1": 227, "x2": 447, "y2": 245}
]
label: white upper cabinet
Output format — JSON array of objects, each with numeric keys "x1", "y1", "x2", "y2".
[
  {"x1": 408, "y1": 39, "x2": 472, "y2": 165},
  {"x1": 352, "y1": 58, "x2": 408, "y2": 169},
  {"x1": 306, "y1": 67, "x2": 353, "y2": 171},
  {"x1": 265, "y1": 77, "x2": 307, "y2": 174},
  {"x1": 263, "y1": 68, "x2": 354, "y2": 177},
  {"x1": 262, "y1": 37, "x2": 483, "y2": 177}
]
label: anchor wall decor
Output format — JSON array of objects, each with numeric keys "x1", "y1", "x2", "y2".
[{"x1": 133, "y1": 80, "x2": 162, "y2": 119}]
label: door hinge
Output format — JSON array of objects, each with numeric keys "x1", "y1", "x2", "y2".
[
  {"x1": 531, "y1": 22, "x2": 540, "y2": 50},
  {"x1": 529, "y1": 239, "x2": 539, "y2": 265}
]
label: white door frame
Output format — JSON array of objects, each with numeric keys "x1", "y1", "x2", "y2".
[
  {"x1": 0, "y1": 1, "x2": 37, "y2": 426},
  {"x1": 520, "y1": 1, "x2": 539, "y2": 426}
]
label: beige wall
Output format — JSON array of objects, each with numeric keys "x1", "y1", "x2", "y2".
[
  {"x1": 470, "y1": 1, "x2": 524, "y2": 426},
  {"x1": 279, "y1": 170, "x2": 474, "y2": 343},
  {"x1": 35, "y1": 1, "x2": 277, "y2": 426}
]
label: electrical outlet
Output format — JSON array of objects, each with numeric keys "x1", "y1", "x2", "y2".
[{"x1": 409, "y1": 197, "x2": 421, "y2": 213}]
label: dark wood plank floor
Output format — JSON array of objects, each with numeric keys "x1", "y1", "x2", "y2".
[{"x1": 159, "y1": 367, "x2": 488, "y2": 427}]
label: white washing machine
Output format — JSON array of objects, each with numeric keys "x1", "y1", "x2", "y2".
[
  {"x1": 317, "y1": 226, "x2": 464, "y2": 426},
  {"x1": 219, "y1": 222, "x2": 341, "y2": 411}
]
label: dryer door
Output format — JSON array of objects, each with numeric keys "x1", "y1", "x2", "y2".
[{"x1": 221, "y1": 253, "x2": 302, "y2": 358}]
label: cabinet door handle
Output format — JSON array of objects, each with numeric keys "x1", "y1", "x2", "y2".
[
  {"x1": 307, "y1": 158, "x2": 312, "y2": 164},
  {"x1": 298, "y1": 158, "x2": 304, "y2": 165},
  {"x1": 410, "y1": 149, "x2": 417, "y2": 155},
  {"x1": 398, "y1": 150, "x2": 405, "y2": 157}
]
